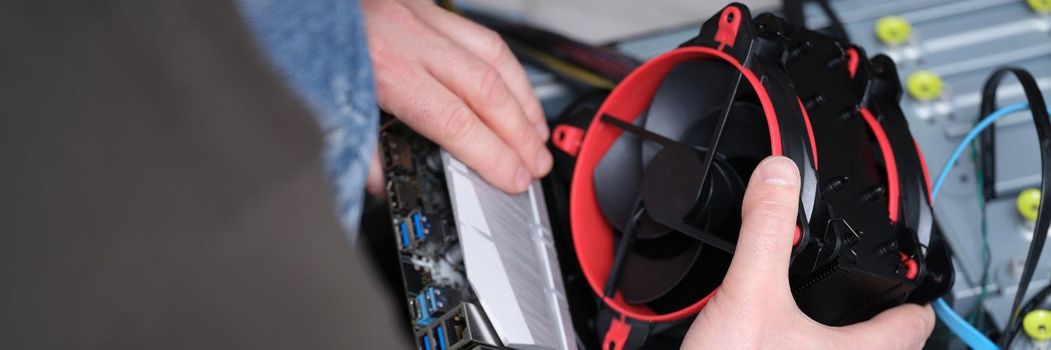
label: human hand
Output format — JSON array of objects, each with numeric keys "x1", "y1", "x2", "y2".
[
  {"x1": 361, "y1": 0, "x2": 551, "y2": 194},
  {"x1": 681, "y1": 156, "x2": 935, "y2": 350}
]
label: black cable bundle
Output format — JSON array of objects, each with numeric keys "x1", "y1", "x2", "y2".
[
  {"x1": 782, "y1": 0, "x2": 850, "y2": 41},
  {"x1": 973, "y1": 67, "x2": 1051, "y2": 348},
  {"x1": 437, "y1": 0, "x2": 640, "y2": 89},
  {"x1": 1010, "y1": 283, "x2": 1051, "y2": 345}
]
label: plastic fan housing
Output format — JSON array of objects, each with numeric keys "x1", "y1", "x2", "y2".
[{"x1": 558, "y1": 4, "x2": 955, "y2": 349}]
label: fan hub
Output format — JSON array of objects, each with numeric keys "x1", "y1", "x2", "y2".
[
  {"x1": 640, "y1": 145, "x2": 704, "y2": 223},
  {"x1": 641, "y1": 145, "x2": 741, "y2": 231}
]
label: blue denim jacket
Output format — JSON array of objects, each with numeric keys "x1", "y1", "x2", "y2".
[{"x1": 235, "y1": 0, "x2": 376, "y2": 244}]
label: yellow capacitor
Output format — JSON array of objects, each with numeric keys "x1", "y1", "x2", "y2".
[
  {"x1": 906, "y1": 71, "x2": 944, "y2": 101},
  {"x1": 875, "y1": 16, "x2": 912, "y2": 45},
  {"x1": 1024, "y1": 309, "x2": 1051, "y2": 341},
  {"x1": 1019, "y1": 188, "x2": 1042, "y2": 222}
]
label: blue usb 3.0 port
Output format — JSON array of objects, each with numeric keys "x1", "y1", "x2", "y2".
[
  {"x1": 412, "y1": 212, "x2": 425, "y2": 239},
  {"x1": 428, "y1": 287, "x2": 437, "y2": 311},
  {"x1": 399, "y1": 221, "x2": 410, "y2": 249},
  {"x1": 420, "y1": 334, "x2": 432, "y2": 350},
  {"x1": 436, "y1": 325, "x2": 447, "y2": 350},
  {"x1": 416, "y1": 293, "x2": 431, "y2": 323}
]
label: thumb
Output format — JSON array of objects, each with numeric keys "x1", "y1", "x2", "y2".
[
  {"x1": 720, "y1": 156, "x2": 800, "y2": 296},
  {"x1": 835, "y1": 303, "x2": 935, "y2": 350}
]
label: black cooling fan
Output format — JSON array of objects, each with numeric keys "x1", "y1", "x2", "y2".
[{"x1": 548, "y1": 3, "x2": 954, "y2": 349}]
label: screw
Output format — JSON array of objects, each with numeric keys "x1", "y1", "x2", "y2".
[
  {"x1": 786, "y1": 40, "x2": 814, "y2": 62},
  {"x1": 824, "y1": 176, "x2": 850, "y2": 193},
  {"x1": 863, "y1": 185, "x2": 887, "y2": 203},
  {"x1": 839, "y1": 105, "x2": 860, "y2": 121},
  {"x1": 826, "y1": 54, "x2": 848, "y2": 70},
  {"x1": 878, "y1": 240, "x2": 899, "y2": 256},
  {"x1": 804, "y1": 94, "x2": 826, "y2": 110}
]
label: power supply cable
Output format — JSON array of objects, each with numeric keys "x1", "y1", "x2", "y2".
[
  {"x1": 814, "y1": 0, "x2": 850, "y2": 40},
  {"x1": 782, "y1": 0, "x2": 851, "y2": 41},
  {"x1": 782, "y1": 0, "x2": 806, "y2": 28},
  {"x1": 437, "y1": 0, "x2": 462, "y2": 14},
  {"x1": 979, "y1": 68, "x2": 1051, "y2": 349},
  {"x1": 931, "y1": 67, "x2": 1051, "y2": 348},
  {"x1": 1007, "y1": 282, "x2": 1051, "y2": 347},
  {"x1": 438, "y1": 2, "x2": 634, "y2": 89},
  {"x1": 507, "y1": 40, "x2": 617, "y2": 89},
  {"x1": 976, "y1": 67, "x2": 1051, "y2": 204}
]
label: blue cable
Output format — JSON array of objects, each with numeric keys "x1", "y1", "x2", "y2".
[
  {"x1": 933, "y1": 299, "x2": 997, "y2": 350},
  {"x1": 930, "y1": 103, "x2": 1038, "y2": 200},
  {"x1": 929, "y1": 103, "x2": 1051, "y2": 350}
]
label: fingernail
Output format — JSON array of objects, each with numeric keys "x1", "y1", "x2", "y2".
[
  {"x1": 515, "y1": 165, "x2": 532, "y2": 191},
  {"x1": 536, "y1": 121, "x2": 550, "y2": 141},
  {"x1": 755, "y1": 156, "x2": 799, "y2": 185},
  {"x1": 536, "y1": 150, "x2": 553, "y2": 174}
]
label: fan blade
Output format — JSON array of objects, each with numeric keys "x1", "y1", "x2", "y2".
[
  {"x1": 594, "y1": 60, "x2": 749, "y2": 234},
  {"x1": 681, "y1": 103, "x2": 771, "y2": 175},
  {"x1": 635, "y1": 213, "x2": 673, "y2": 239},
  {"x1": 643, "y1": 228, "x2": 734, "y2": 313},
  {"x1": 639, "y1": 144, "x2": 738, "y2": 253},
  {"x1": 594, "y1": 114, "x2": 648, "y2": 232},
  {"x1": 603, "y1": 203, "x2": 644, "y2": 297},
  {"x1": 695, "y1": 73, "x2": 743, "y2": 209},
  {"x1": 599, "y1": 113, "x2": 677, "y2": 146},
  {"x1": 642, "y1": 60, "x2": 740, "y2": 166},
  {"x1": 661, "y1": 218, "x2": 736, "y2": 253},
  {"x1": 620, "y1": 234, "x2": 704, "y2": 304}
]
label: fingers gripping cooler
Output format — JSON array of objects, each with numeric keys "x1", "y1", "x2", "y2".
[{"x1": 549, "y1": 4, "x2": 955, "y2": 349}]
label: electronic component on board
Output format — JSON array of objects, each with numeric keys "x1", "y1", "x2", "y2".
[{"x1": 380, "y1": 119, "x2": 576, "y2": 350}]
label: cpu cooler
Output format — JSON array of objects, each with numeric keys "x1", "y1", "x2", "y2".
[{"x1": 548, "y1": 3, "x2": 955, "y2": 349}]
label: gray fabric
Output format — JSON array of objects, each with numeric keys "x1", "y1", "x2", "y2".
[{"x1": 0, "y1": 0, "x2": 407, "y2": 348}]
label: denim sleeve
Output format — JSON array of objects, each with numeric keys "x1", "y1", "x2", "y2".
[{"x1": 234, "y1": 0, "x2": 377, "y2": 244}]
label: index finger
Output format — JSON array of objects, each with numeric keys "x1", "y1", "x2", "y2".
[
  {"x1": 374, "y1": 65, "x2": 532, "y2": 193},
  {"x1": 421, "y1": 36, "x2": 552, "y2": 177},
  {"x1": 405, "y1": 1, "x2": 548, "y2": 139}
]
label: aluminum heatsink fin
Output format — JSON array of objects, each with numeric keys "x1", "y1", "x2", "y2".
[{"x1": 441, "y1": 151, "x2": 576, "y2": 350}]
